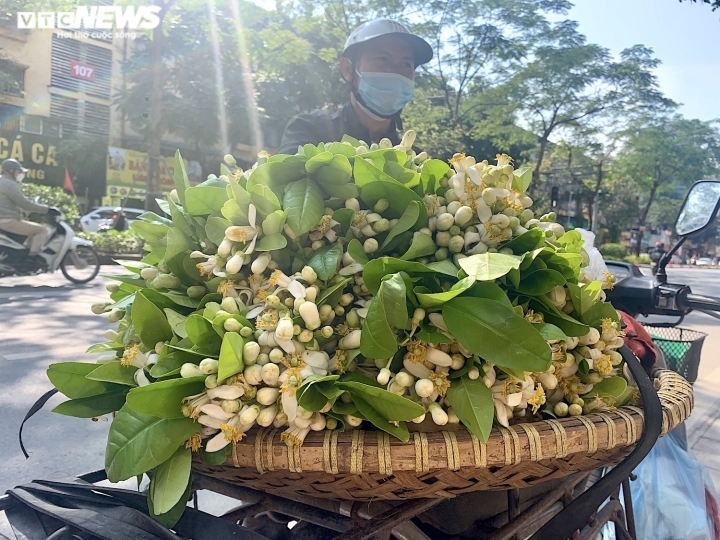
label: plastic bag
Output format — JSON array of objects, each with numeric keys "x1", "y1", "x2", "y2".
[
  {"x1": 575, "y1": 228, "x2": 611, "y2": 281},
  {"x1": 632, "y1": 432, "x2": 718, "y2": 540}
]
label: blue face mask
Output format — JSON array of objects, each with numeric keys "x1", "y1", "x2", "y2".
[{"x1": 356, "y1": 71, "x2": 414, "y2": 118}]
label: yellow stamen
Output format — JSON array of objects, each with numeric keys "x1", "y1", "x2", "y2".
[
  {"x1": 352, "y1": 211, "x2": 367, "y2": 228},
  {"x1": 281, "y1": 431, "x2": 305, "y2": 446},
  {"x1": 449, "y1": 153, "x2": 466, "y2": 165},
  {"x1": 268, "y1": 270, "x2": 283, "y2": 286},
  {"x1": 502, "y1": 379, "x2": 522, "y2": 397},
  {"x1": 220, "y1": 423, "x2": 244, "y2": 443},
  {"x1": 603, "y1": 272, "x2": 616, "y2": 290},
  {"x1": 217, "y1": 279, "x2": 235, "y2": 297},
  {"x1": 524, "y1": 310, "x2": 544, "y2": 324},
  {"x1": 121, "y1": 344, "x2": 140, "y2": 368},
  {"x1": 503, "y1": 197, "x2": 524, "y2": 212},
  {"x1": 185, "y1": 433, "x2": 202, "y2": 452},
  {"x1": 196, "y1": 262, "x2": 213, "y2": 277},
  {"x1": 256, "y1": 308, "x2": 279, "y2": 329},
  {"x1": 429, "y1": 372, "x2": 450, "y2": 396},
  {"x1": 405, "y1": 339, "x2": 428, "y2": 364},
  {"x1": 255, "y1": 288, "x2": 270, "y2": 302},
  {"x1": 601, "y1": 318, "x2": 625, "y2": 338},
  {"x1": 335, "y1": 323, "x2": 352, "y2": 336},
  {"x1": 313, "y1": 214, "x2": 333, "y2": 234},
  {"x1": 527, "y1": 385, "x2": 546, "y2": 414},
  {"x1": 279, "y1": 367, "x2": 303, "y2": 396},
  {"x1": 333, "y1": 350, "x2": 347, "y2": 374},
  {"x1": 594, "y1": 355, "x2": 614, "y2": 377},
  {"x1": 495, "y1": 153, "x2": 513, "y2": 165}
]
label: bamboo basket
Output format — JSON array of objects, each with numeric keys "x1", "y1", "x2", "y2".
[{"x1": 192, "y1": 369, "x2": 691, "y2": 501}]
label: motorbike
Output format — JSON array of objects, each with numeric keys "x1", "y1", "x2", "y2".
[
  {"x1": 4, "y1": 181, "x2": 720, "y2": 540},
  {"x1": 0, "y1": 209, "x2": 101, "y2": 283}
]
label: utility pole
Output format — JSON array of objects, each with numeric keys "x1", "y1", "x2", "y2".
[{"x1": 591, "y1": 163, "x2": 603, "y2": 234}]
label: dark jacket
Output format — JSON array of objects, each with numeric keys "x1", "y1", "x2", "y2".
[{"x1": 277, "y1": 103, "x2": 401, "y2": 155}]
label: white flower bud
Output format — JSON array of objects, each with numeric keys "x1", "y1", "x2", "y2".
[
  {"x1": 275, "y1": 317, "x2": 294, "y2": 342},
  {"x1": 301, "y1": 266, "x2": 318, "y2": 283},
  {"x1": 468, "y1": 367, "x2": 480, "y2": 380},
  {"x1": 446, "y1": 201, "x2": 462, "y2": 215},
  {"x1": 425, "y1": 347, "x2": 453, "y2": 367},
  {"x1": 251, "y1": 253, "x2": 272, "y2": 274},
  {"x1": 257, "y1": 387, "x2": 280, "y2": 406},
  {"x1": 411, "y1": 413, "x2": 426, "y2": 424},
  {"x1": 345, "y1": 415, "x2": 363, "y2": 427},
  {"x1": 548, "y1": 286, "x2": 567, "y2": 309},
  {"x1": 447, "y1": 408, "x2": 460, "y2": 424},
  {"x1": 436, "y1": 213, "x2": 454, "y2": 231},
  {"x1": 221, "y1": 399, "x2": 240, "y2": 414},
  {"x1": 226, "y1": 253, "x2": 244, "y2": 275},
  {"x1": 240, "y1": 405, "x2": 260, "y2": 425},
  {"x1": 578, "y1": 327, "x2": 601, "y2": 346},
  {"x1": 568, "y1": 404, "x2": 583, "y2": 416},
  {"x1": 224, "y1": 318, "x2": 242, "y2": 333},
  {"x1": 310, "y1": 413, "x2": 327, "y2": 431},
  {"x1": 415, "y1": 379, "x2": 434, "y2": 398},
  {"x1": 537, "y1": 372, "x2": 558, "y2": 390},
  {"x1": 388, "y1": 381, "x2": 406, "y2": 395},
  {"x1": 377, "y1": 368, "x2": 392, "y2": 386},
  {"x1": 554, "y1": 402, "x2": 569, "y2": 417},
  {"x1": 205, "y1": 374, "x2": 218, "y2": 388},
  {"x1": 199, "y1": 358, "x2": 219, "y2": 375},
  {"x1": 140, "y1": 267, "x2": 158, "y2": 280},
  {"x1": 244, "y1": 364, "x2": 263, "y2": 385},
  {"x1": 244, "y1": 341, "x2": 260, "y2": 364},
  {"x1": 217, "y1": 238, "x2": 233, "y2": 258},
  {"x1": 429, "y1": 402, "x2": 448, "y2": 425},
  {"x1": 91, "y1": 302, "x2": 109, "y2": 315},
  {"x1": 299, "y1": 302, "x2": 321, "y2": 330},
  {"x1": 180, "y1": 363, "x2": 203, "y2": 378},
  {"x1": 261, "y1": 363, "x2": 280, "y2": 386},
  {"x1": 339, "y1": 329, "x2": 362, "y2": 350},
  {"x1": 298, "y1": 329, "x2": 314, "y2": 343}
]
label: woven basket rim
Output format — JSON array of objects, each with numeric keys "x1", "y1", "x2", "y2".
[{"x1": 201, "y1": 369, "x2": 692, "y2": 476}]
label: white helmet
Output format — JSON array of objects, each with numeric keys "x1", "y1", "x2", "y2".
[{"x1": 341, "y1": 19, "x2": 433, "y2": 67}]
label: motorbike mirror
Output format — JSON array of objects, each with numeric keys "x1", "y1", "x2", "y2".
[{"x1": 675, "y1": 179, "x2": 720, "y2": 237}]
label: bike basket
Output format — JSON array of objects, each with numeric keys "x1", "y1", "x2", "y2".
[
  {"x1": 643, "y1": 325, "x2": 707, "y2": 384},
  {"x1": 192, "y1": 370, "x2": 692, "y2": 502}
]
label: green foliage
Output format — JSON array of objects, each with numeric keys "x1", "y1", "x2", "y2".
[
  {"x1": 79, "y1": 231, "x2": 145, "y2": 255},
  {"x1": 624, "y1": 254, "x2": 652, "y2": 265},
  {"x1": 598, "y1": 243, "x2": 628, "y2": 260},
  {"x1": 21, "y1": 184, "x2": 81, "y2": 222}
]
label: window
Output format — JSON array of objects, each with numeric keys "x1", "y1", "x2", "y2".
[
  {"x1": 51, "y1": 35, "x2": 112, "y2": 99},
  {"x1": 50, "y1": 95, "x2": 109, "y2": 138},
  {"x1": 0, "y1": 60, "x2": 25, "y2": 97}
]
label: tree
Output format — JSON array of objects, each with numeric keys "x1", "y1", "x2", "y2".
[
  {"x1": 612, "y1": 116, "x2": 720, "y2": 250},
  {"x1": 679, "y1": 0, "x2": 720, "y2": 10},
  {"x1": 504, "y1": 22, "x2": 674, "y2": 187}
]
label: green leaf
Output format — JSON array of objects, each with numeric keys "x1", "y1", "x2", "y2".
[
  {"x1": 381, "y1": 201, "x2": 421, "y2": 251},
  {"x1": 587, "y1": 376, "x2": 627, "y2": 398},
  {"x1": 359, "y1": 178, "x2": 426, "y2": 224},
  {"x1": 133, "y1": 292, "x2": 174, "y2": 349},
  {"x1": 347, "y1": 239, "x2": 369, "y2": 265},
  {"x1": 316, "y1": 278, "x2": 350, "y2": 307},
  {"x1": 400, "y1": 232, "x2": 436, "y2": 260},
  {"x1": 363, "y1": 257, "x2": 457, "y2": 294},
  {"x1": 416, "y1": 276, "x2": 475, "y2": 309},
  {"x1": 284, "y1": 178, "x2": 324, "y2": 236},
  {"x1": 338, "y1": 381, "x2": 424, "y2": 421},
  {"x1": 221, "y1": 199, "x2": 248, "y2": 225},
  {"x1": 164, "y1": 228, "x2": 195, "y2": 263},
  {"x1": 256, "y1": 233, "x2": 287, "y2": 252},
  {"x1": 173, "y1": 151, "x2": 190, "y2": 206},
  {"x1": 502, "y1": 228, "x2": 545, "y2": 254},
  {"x1": 47, "y1": 362, "x2": 119, "y2": 399},
  {"x1": 205, "y1": 216, "x2": 232, "y2": 246},
  {"x1": 126, "y1": 377, "x2": 206, "y2": 419},
  {"x1": 578, "y1": 358, "x2": 590, "y2": 375},
  {"x1": 164, "y1": 309, "x2": 189, "y2": 339},
  {"x1": 580, "y1": 301, "x2": 619, "y2": 328},
  {"x1": 353, "y1": 154, "x2": 399, "y2": 186},
  {"x1": 149, "y1": 446, "x2": 192, "y2": 514},
  {"x1": 105, "y1": 404, "x2": 199, "y2": 482},
  {"x1": 185, "y1": 314, "x2": 221, "y2": 350},
  {"x1": 459, "y1": 253, "x2": 523, "y2": 281},
  {"x1": 464, "y1": 281, "x2": 513, "y2": 309},
  {"x1": 201, "y1": 444, "x2": 231, "y2": 466},
  {"x1": 297, "y1": 376, "x2": 338, "y2": 412},
  {"x1": 512, "y1": 165, "x2": 532, "y2": 192},
  {"x1": 443, "y1": 298, "x2": 551, "y2": 372},
  {"x1": 261, "y1": 210, "x2": 287, "y2": 236},
  {"x1": 566, "y1": 282, "x2": 602, "y2": 316},
  {"x1": 246, "y1": 160, "x2": 307, "y2": 201},
  {"x1": 420, "y1": 159, "x2": 450, "y2": 194},
  {"x1": 360, "y1": 273, "x2": 407, "y2": 360},
  {"x1": 86, "y1": 361, "x2": 138, "y2": 387},
  {"x1": 557, "y1": 230, "x2": 585, "y2": 253},
  {"x1": 52, "y1": 391, "x2": 127, "y2": 418},
  {"x1": 131, "y1": 221, "x2": 168, "y2": 247},
  {"x1": 415, "y1": 327, "x2": 453, "y2": 344},
  {"x1": 251, "y1": 184, "x2": 282, "y2": 217},
  {"x1": 148, "y1": 473, "x2": 190, "y2": 529},
  {"x1": 307, "y1": 153, "x2": 352, "y2": 186},
  {"x1": 218, "y1": 332, "x2": 244, "y2": 382},
  {"x1": 168, "y1": 199, "x2": 195, "y2": 239},
  {"x1": 351, "y1": 394, "x2": 410, "y2": 442},
  {"x1": 533, "y1": 323, "x2": 568, "y2": 342},
  {"x1": 86, "y1": 342, "x2": 123, "y2": 354},
  {"x1": 446, "y1": 376, "x2": 494, "y2": 443},
  {"x1": 307, "y1": 243, "x2": 341, "y2": 281},
  {"x1": 184, "y1": 186, "x2": 228, "y2": 216},
  {"x1": 333, "y1": 208, "x2": 355, "y2": 236},
  {"x1": 150, "y1": 353, "x2": 187, "y2": 379},
  {"x1": 530, "y1": 298, "x2": 589, "y2": 337},
  {"x1": 516, "y1": 269, "x2": 566, "y2": 296}
]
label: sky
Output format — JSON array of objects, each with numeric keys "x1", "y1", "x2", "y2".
[{"x1": 562, "y1": 0, "x2": 720, "y2": 122}]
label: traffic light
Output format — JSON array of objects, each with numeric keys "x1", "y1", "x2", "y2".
[{"x1": 550, "y1": 186, "x2": 559, "y2": 209}]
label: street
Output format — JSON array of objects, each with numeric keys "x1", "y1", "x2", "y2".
[{"x1": 0, "y1": 266, "x2": 719, "y2": 493}]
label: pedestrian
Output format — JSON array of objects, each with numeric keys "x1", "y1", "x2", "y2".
[{"x1": 276, "y1": 19, "x2": 433, "y2": 154}]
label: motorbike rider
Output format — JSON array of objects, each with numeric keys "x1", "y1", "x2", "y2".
[
  {"x1": 111, "y1": 207, "x2": 128, "y2": 231},
  {"x1": 0, "y1": 159, "x2": 59, "y2": 258},
  {"x1": 276, "y1": 19, "x2": 433, "y2": 154},
  {"x1": 649, "y1": 241, "x2": 666, "y2": 275}
]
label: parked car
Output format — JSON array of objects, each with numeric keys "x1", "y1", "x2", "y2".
[
  {"x1": 695, "y1": 257, "x2": 714, "y2": 266},
  {"x1": 80, "y1": 207, "x2": 144, "y2": 233}
]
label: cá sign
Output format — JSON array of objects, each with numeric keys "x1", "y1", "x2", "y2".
[{"x1": 0, "y1": 132, "x2": 62, "y2": 184}]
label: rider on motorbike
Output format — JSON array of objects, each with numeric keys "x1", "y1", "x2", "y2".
[
  {"x1": 277, "y1": 18, "x2": 433, "y2": 154},
  {"x1": 0, "y1": 159, "x2": 59, "y2": 258}
]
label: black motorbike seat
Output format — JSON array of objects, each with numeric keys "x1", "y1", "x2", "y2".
[{"x1": 0, "y1": 230, "x2": 27, "y2": 244}]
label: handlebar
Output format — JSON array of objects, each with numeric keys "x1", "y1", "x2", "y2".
[{"x1": 684, "y1": 292, "x2": 720, "y2": 312}]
